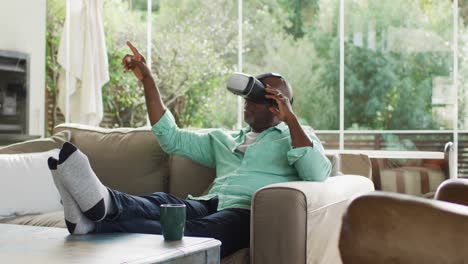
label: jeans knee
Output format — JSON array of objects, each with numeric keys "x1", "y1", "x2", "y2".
[{"x1": 151, "y1": 191, "x2": 166, "y2": 196}]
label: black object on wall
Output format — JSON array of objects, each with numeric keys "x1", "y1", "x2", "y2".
[{"x1": 0, "y1": 50, "x2": 30, "y2": 142}]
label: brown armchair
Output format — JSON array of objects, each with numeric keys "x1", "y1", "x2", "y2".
[{"x1": 339, "y1": 178, "x2": 468, "y2": 264}]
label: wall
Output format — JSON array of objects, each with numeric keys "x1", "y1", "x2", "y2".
[{"x1": 0, "y1": 0, "x2": 46, "y2": 136}]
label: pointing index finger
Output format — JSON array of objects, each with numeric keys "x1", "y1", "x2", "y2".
[{"x1": 127, "y1": 41, "x2": 140, "y2": 56}]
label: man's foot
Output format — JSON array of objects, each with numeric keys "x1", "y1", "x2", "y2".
[
  {"x1": 48, "y1": 157, "x2": 95, "y2": 234},
  {"x1": 55, "y1": 142, "x2": 114, "y2": 222}
]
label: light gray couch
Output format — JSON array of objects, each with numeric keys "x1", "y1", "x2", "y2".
[{"x1": 0, "y1": 123, "x2": 374, "y2": 264}]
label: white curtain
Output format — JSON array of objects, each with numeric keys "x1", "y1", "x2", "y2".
[{"x1": 57, "y1": 0, "x2": 109, "y2": 126}]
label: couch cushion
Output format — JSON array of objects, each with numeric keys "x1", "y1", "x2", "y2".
[
  {"x1": 0, "y1": 130, "x2": 70, "y2": 154},
  {"x1": 54, "y1": 124, "x2": 169, "y2": 195},
  {"x1": 327, "y1": 154, "x2": 342, "y2": 176},
  {"x1": 380, "y1": 166, "x2": 446, "y2": 196},
  {"x1": 0, "y1": 211, "x2": 65, "y2": 228},
  {"x1": 339, "y1": 153, "x2": 372, "y2": 178},
  {"x1": 169, "y1": 155, "x2": 216, "y2": 198},
  {"x1": 0, "y1": 149, "x2": 62, "y2": 219}
]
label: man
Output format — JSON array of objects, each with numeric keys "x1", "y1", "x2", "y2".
[{"x1": 47, "y1": 41, "x2": 331, "y2": 258}]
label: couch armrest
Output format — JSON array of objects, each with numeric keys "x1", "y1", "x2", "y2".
[
  {"x1": 251, "y1": 175, "x2": 374, "y2": 264},
  {"x1": 339, "y1": 192, "x2": 468, "y2": 264},
  {"x1": 435, "y1": 178, "x2": 468, "y2": 206}
]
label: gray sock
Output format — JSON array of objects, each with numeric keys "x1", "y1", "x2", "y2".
[
  {"x1": 48, "y1": 157, "x2": 95, "y2": 234},
  {"x1": 57, "y1": 142, "x2": 114, "y2": 222}
]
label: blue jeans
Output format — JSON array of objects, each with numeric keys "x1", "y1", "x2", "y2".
[{"x1": 94, "y1": 189, "x2": 250, "y2": 258}]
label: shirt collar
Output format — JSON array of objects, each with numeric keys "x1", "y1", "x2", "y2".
[
  {"x1": 274, "y1": 122, "x2": 288, "y2": 133},
  {"x1": 241, "y1": 122, "x2": 288, "y2": 135},
  {"x1": 233, "y1": 122, "x2": 288, "y2": 153}
]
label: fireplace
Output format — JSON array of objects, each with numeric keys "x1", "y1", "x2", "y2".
[{"x1": 0, "y1": 50, "x2": 30, "y2": 144}]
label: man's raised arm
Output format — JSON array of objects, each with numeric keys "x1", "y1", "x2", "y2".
[
  {"x1": 122, "y1": 41, "x2": 165, "y2": 125},
  {"x1": 122, "y1": 41, "x2": 216, "y2": 168}
]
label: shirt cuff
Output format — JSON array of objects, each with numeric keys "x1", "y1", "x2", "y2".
[
  {"x1": 151, "y1": 109, "x2": 177, "y2": 136},
  {"x1": 287, "y1": 146, "x2": 314, "y2": 165}
]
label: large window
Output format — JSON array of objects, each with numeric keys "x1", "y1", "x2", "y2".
[
  {"x1": 151, "y1": 0, "x2": 238, "y2": 128},
  {"x1": 345, "y1": 0, "x2": 453, "y2": 131},
  {"x1": 458, "y1": 0, "x2": 468, "y2": 177},
  {"x1": 102, "y1": 0, "x2": 148, "y2": 128},
  {"x1": 244, "y1": 0, "x2": 340, "y2": 131},
  {"x1": 47, "y1": 0, "x2": 468, "y2": 179},
  {"x1": 343, "y1": 0, "x2": 455, "y2": 160}
]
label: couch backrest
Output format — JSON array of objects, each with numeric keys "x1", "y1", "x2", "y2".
[
  {"x1": 53, "y1": 124, "x2": 372, "y2": 198},
  {"x1": 339, "y1": 153, "x2": 372, "y2": 179},
  {"x1": 54, "y1": 124, "x2": 169, "y2": 195},
  {"x1": 54, "y1": 124, "x2": 219, "y2": 198},
  {"x1": 168, "y1": 153, "x2": 349, "y2": 199},
  {"x1": 169, "y1": 155, "x2": 216, "y2": 198}
]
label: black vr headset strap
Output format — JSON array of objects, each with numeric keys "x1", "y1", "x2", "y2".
[{"x1": 255, "y1": 72, "x2": 294, "y2": 105}]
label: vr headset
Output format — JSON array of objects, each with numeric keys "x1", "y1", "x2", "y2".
[{"x1": 226, "y1": 72, "x2": 293, "y2": 105}]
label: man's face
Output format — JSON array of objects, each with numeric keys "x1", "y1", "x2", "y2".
[
  {"x1": 244, "y1": 77, "x2": 283, "y2": 128},
  {"x1": 243, "y1": 98, "x2": 275, "y2": 128},
  {"x1": 243, "y1": 76, "x2": 292, "y2": 130}
]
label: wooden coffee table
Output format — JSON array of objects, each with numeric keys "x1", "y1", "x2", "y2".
[{"x1": 0, "y1": 224, "x2": 220, "y2": 263}]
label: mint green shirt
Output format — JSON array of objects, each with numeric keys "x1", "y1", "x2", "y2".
[{"x1": 152, "y1": 109, "x2": 331, "y2": 211}]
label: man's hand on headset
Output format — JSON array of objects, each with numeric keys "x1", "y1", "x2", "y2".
[{"x1": 264, "y1": 85, "x2": 296, "y2": 123}]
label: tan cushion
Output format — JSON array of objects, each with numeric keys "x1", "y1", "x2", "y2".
[
  {"x1": 380, "y1": 166, "x2": 446, "y2": 196},
  {"x1": 0, "y1": 130, "x2": 70, "y2": 154},
  {"x1": 168, "y1": 128, "x2": 217, "y2": 198},
  {"x1": 0, "y1": 211, "x2": 65, "y2": 228},
  {"x1": 339, "y1": 153, "x2": 372, "y2": 178},
  {"x1": 54, "y1": 124, "x2": 169, "y2": 195},
  {"x1": 169, "y1": 155, "x2": 216, "y2": 198},
  {"x1": 327, "y1": 154, "x2": 342, "y2": 176}
]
